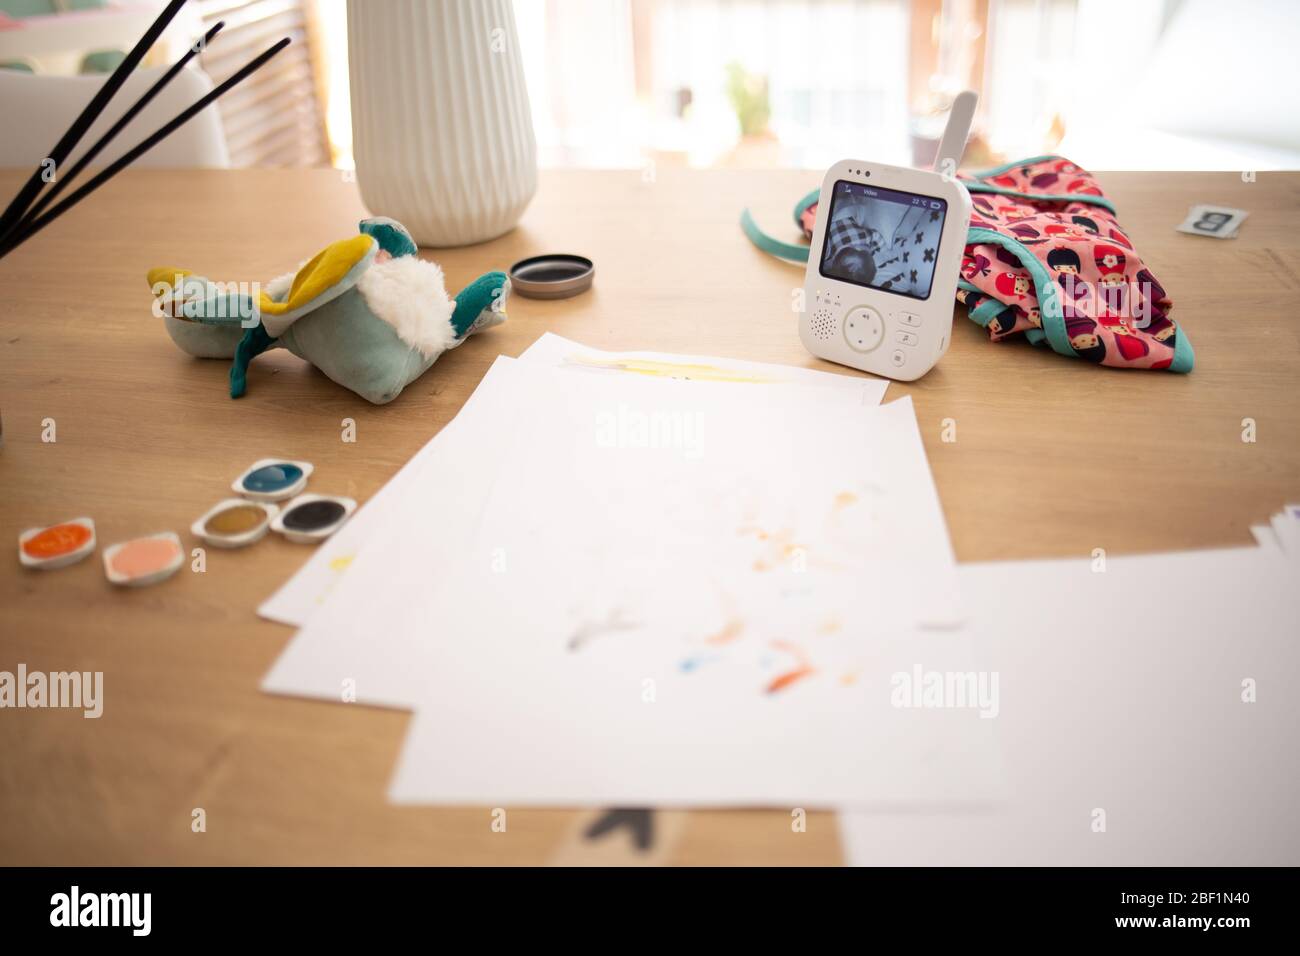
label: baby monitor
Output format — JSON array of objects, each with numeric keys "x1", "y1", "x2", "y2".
[{"x1": 800, "y1": 93, "x2": 976, "y2": 381}]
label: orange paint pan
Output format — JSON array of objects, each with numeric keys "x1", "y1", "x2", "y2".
[{"x1": 18, "y1": 517, "x2": 96, "y2": 570}]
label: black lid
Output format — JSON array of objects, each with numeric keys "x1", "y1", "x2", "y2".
[{"x1": 508, "y1": 254, "x2": 594, "y2": 299}]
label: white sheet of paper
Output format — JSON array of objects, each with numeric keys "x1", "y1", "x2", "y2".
[
  {"x1": 839, "y1": 546, "x2": 1300, "y2": 864},
  {"x1": 262, "y1": 352, "x2": 887, "y2": 709},
  {"x1": 384, "y1": 378, "x2": 981, "y2": 808},
  {"x1": 1250, "y1": 524, "x2": 1281, "y2": 552},
  {"x1": 258, "y1": 334, "x2": 885, "y2": 627},
  {"x1": 257, "y1": 374, "x2": 487, "y2": 626},
  {"x1": 1271, "y1": 510, "x2": 1300, "y2": 560},
  {"x1": 1284, "y1": 504, "x2": 1300, "y2": 559}
]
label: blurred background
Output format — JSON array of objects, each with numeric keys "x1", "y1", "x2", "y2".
[{"x1": 2, "y1": 0, "x2": 1297, "y2": 171}]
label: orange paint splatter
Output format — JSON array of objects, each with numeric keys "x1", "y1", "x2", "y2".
[
  {"x1": 705, "y1": 618, "x2": 745, "y2": 646},
  {"x1": 766, "y1": 666, "x2": 815, "y2": 694},
  {"x1": 834, "y1": 491, "x2": 859, "y2": 510}
]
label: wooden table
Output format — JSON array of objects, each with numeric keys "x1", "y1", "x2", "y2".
[{"x1": 1, "y1": 168, "x2": 1297, "y2": 865}]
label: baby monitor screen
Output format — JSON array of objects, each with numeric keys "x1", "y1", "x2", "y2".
[{"x1": 819, "y1": 181, "x2": 948, "y2": 300}]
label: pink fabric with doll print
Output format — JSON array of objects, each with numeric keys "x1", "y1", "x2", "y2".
[{"x1": 959, "y1": 157, "x2": 1180, "y2": 369}]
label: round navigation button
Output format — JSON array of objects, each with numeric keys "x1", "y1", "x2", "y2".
[{"x1": 843, "y1": 306, "x2": 885, "y2": 353}]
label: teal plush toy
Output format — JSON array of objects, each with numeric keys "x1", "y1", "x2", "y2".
[{"x1": 148, "y1": 217, "x2": 508, "y2": 404}]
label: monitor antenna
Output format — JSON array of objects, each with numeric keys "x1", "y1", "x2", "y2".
[{"x1": 933, "y1": 90, "x2": 978, "y2": 176}]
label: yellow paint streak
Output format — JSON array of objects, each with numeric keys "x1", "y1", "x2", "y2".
[{"x1": 566, "y1": 355, "x2": 775, "y2": 384}]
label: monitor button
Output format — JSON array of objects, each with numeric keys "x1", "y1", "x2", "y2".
[
  {"x1": 890, "y1": 350, "x2": 906, "y2": 367},
  {"x1": 896, "y1": 330, "x2": 918, "y2": 347},
  {"x1": 842, "y1": 305, "x2": 885, "y2": 353},
  {"x1": 897, "y1": 311, "x2": 922, "y2": 327}
]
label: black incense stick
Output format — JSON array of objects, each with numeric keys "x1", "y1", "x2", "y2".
[
  {"x1": 0, "y1": 0, "x2": 189, "y2": 243},
  {"x1": 0, "y1": 37, "x2": 292, "y2": 260},
  {"x1": 14, "y1": 20, "x2": 226, "y2": 232}
]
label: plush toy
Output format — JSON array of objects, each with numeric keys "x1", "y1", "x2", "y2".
[{"x1": 147, "y1": 217, "x2": 509, "y2": 404}]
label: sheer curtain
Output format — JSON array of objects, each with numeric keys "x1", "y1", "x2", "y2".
[{"x1": 514, "y1": 0, "x2": 910, "y2": 169}]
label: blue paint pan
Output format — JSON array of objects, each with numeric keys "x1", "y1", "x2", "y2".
[{"x1": 232, "y1": 458, "x2": 313, "y2": 502}]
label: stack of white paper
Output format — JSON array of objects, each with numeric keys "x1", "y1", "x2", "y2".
[
  {"x1": 261, "y1": 334, "x2": 997, "y2": 808},
  {"x1": 258, "y1": 333, "x2": 1298, "y2": 857}
]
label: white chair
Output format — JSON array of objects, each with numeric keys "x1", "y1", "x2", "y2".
[{"x1": 0, "y1": 63, "x2": 229, "y2": 169}]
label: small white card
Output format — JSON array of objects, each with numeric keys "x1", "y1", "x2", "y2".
[{"x1": 1175, "y1": 204, "x2": 1248, "y2": 239}]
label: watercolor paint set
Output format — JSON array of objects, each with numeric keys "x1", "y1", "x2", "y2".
[{"x1": 18, "y1": 457, "x2": 354, "y2": 587}]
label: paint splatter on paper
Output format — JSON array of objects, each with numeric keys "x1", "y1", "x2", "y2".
[
  {"x1": 705, "y1": 617, "x2": 745, "y2": 646},
  {"x1": 568, "y1": 608, "x2": 639, "y2": 652},
  {"x1": 765, "y1": 641, "x2": 815, "y2": 694},
  {"x1": 679, "y1": 654, "x2": 721, "y2": 673},
  {"x1": 766, "y1": 665, "x2": 815, "y2": 694}
]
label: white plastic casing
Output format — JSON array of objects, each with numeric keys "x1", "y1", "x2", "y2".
[{"x1": 800, "y1": 159, "x2": 971, "y2": 382}]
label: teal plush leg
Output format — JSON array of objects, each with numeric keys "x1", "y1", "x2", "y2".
[
  {"x1": 230, "y1": 323, "x2": 278, "y2": 398},
  {"x1": 450, "y1": 271, "x2": 509, "y2": 337}
]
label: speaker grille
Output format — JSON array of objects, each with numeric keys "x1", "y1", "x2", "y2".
[{"x1": 810, "y1": 308, "x2": 837, "y2": 340}]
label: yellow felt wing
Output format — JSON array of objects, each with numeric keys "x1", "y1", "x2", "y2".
[{"x1": 257, "y1": 234, "x2": 377, "y2": 318}]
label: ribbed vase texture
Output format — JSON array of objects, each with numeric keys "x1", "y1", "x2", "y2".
[{"x1": 348, "y1": 0, "x2": 538, "y2": 247}]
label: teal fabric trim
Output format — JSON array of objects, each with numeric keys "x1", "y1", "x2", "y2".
[
  {"x1": 740, "y1": 208, "x2": 809, "y2": 264},
  {"x1": 971, "y1": 154, "x2": 1063, "y2": 178},
  {"x1": 968, "y1": 297, "x2": 1006, "y2": 329},
  {"x1": 965, "y1": 226, "x2": 1074, "y2": 359},
  {"x1": 1024, "y1": 328, "x2": 1047, "y2": 346},
  {"x1": 957, "y1": 280, "x2": 1009, "y2": 329},
  {"x1": 1170, "y1": 324, "x2": 1195, "y2": 373},
  {"x1": 229, "y1": 323, "x2": 277, "y2": 398},
  {"x1": 965, "y1": 182, "x2": 1116, "y2": 214},
  {"x1": 793, "y1": 188, "x2": 820, "y2": 226}
]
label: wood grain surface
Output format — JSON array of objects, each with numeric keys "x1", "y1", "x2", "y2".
[{"x1": 1, "y1": 167, "x2": 1297, "y2": 865}]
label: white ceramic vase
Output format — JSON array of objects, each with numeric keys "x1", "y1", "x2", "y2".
[{"x1": 347, "y1": 0, "x2": 538, "y2": 247}]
